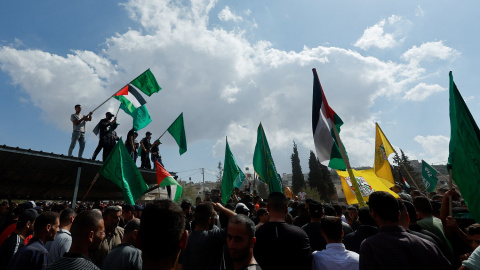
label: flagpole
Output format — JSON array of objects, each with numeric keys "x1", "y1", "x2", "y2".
[
  {"x1": 81, "y1": 173, "x2": 100, "y2": 203},
  {"x1": 377, "y1": 123, "x2": 425, "y2": 192},
  {"x1": 330, "y1": 123, "x2": 366, "y2": 207},
  {"x1": 448, "y1": 169, "x2": 453, "y2": 216},
  {"x1": 115, "y1": 104, "x2": 121, "y2": 118},
  {"x1": 152, "y1": 113, "x2": 182, "y2": 142},
  {"x1": 91, "y1": 87, "x2": 125, "y2": 114}
]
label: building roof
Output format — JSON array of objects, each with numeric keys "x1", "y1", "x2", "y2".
[{"x1": 0, "y1": 145, "x2": 159, "y2": 201}]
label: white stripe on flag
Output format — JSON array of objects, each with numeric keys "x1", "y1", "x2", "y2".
[{"x1": 313, "y1": 105, "x2": 335, "y2": 162}]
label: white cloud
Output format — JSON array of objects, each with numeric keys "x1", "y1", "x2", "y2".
[
  {"x1": 404, "y1": 83, "x2": 446, "y2": 101},
  {"x1": 401, "y1": 41, "x2": 460, "y2": 65},
  {"x1": 414, "y1": 135, "x2": 450, "y2": 164},
  {"x1": 218, "y1": 6, "x2": 243, "y2": 22},
  {"x1": 354, "y1": 15, "x2": 406, "y2": 50},
  {"x1": 415, "y1": 5, "x2": 425, "y2": 17},
  {"x1": 0, "y1": 0, "x2": 459, "y2": 172}
]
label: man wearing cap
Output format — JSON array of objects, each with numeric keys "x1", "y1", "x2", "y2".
[
  {"x1": 68, "y1": 104, "x2": 92, "y2": 158},
  {"x1": 0, "y1": 209, "x2": 38, "y2": 269},
  {"x1": 92, "y1": 112, "x2": 118, "y2": 161},
  {"x1": 140, "y1": 132, "x2": 152, "y2": 169}
]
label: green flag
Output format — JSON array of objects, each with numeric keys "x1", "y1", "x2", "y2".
[
  {"x1": 421, "y1": 160, "x2": 438, "y2": 192},
  {"x1": 221, "y1": 137, "x2": 244, "y2": 204},
  {"x1": 130, "y1": 69, "x2": 162, "y2": 96},
  {"x1": 167, "y1": 113, "x2": 187, "y2": 155},
  {"x1": 253, "y1": 123, "x2": 283, "y2": 193},
  {"x1": 448, "y1": 71, "x2": 480, "y2": 222},
  {"x1": 234, "y1": 169, "x2": 246, "y2": 189},
  {"x1": 132, "y1": 104, "x2": 152, "y2": 131},
  {"x1": 99, "y1": 138, "x2": 149, "y2": 204}
]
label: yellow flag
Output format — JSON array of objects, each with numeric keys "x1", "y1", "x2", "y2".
[
  {"x1": 285, "y1": 187, "x2": 294, "y2": 199},
  {"x1": 374, "y1": 123, "x2": 396, "y2": 185},
  {"x1": 337, "y1": 169, "x2": 399, "y2": 205}
]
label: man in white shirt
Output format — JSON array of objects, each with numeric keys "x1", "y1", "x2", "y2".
[
  {"x1": 46, "y1": 208, "x2": 76, "y2": 262},
  {"x1": 298, "y1": 189, "x2": 307, "y2": 202},
  {"x1": 312, "y1": 216, "x2": 359, "y2": 270},
  {"x1": 68, "y1": 104, "x2": 92, "y2": 158}
]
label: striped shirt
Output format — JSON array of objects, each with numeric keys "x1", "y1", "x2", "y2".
[{"x1": 46, "y1": 253, "x2": 99, "y2": 270}]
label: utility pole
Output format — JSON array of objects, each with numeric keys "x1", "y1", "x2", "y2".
[{"x1": 202, "y1": 168, "x2": 205, "y2": 197}]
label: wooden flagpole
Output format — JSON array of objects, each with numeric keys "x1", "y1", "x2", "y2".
[
  {"x1": 81, "y1": 173, "x2": 100, "y2": 203},
  {"x1": 331, "y1": 123, "x2": 367, "y2": 207}
]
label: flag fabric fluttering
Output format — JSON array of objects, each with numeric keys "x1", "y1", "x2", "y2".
[
  {"x1": 311, "y1": 68, "x2": 346, "y2": 170},
  {"x1": 98, "y1": 138, "x2": 149, "y2": 205},
  {"x1": 374, "y1": 123, "x2": 396, "y2": 185},
  {"x1": 422, "y1": 160, "x2": 438, "y2": 193},
  {"x1": 234, "y1": 170, "x2": 246, "y2": 189},
  {"x1": 253, "y1": 123, "x2": 283, "y2": 193},
  {"x1": 130, "y1": 69, "x2": 162, "y2": 97},
  {"x1": 447, "y1": 71, "x2": 480, "y2": 222},
  {"x1": 155, "y1": 160, "x2": 183, "y2": 202},
  {"x1": 337, "y1": 169, "x2": 399, "y2": 205},
  {"x1": 167, "y1": 113, "x2": 187, "y2": 155},
  {"x1": 114, "y1": 84, "x2": 152, "y2": 131},
  {"x1": 221, "y1": 137, "x2": 244, "y2": 204}
]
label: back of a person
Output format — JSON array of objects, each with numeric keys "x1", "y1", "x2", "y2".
[
  {"x1": 7, "y1": 238, "x2": 50, "y2": 270},
  {"x1": 343, "y1": 225, "x2": 378, "y2": 253},
  {"x1": 254, "y1": 222, "x2": 311, "y2": 270},
  {"x1": 46, "y1": 254, "x2": 99, "y2": 270},
  {"x1": 360, "y1": 227, "x2": 448, "y2": 270},
  {"x1": 302, "y1": 222, "x2": 326, "y2": 252},
  {"x1": 102, "y1": 244, "x2": 142, "y2": 270},
  {"x1": 312, "y1": 245, "x2": 359, "y2": 270},
  {"x1": 182, "y1": 226, "x2": 225, "y2": 270}
]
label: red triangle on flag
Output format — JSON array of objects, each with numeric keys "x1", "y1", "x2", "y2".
[
  {"x1": 115, "y1": 85, "x2": 129, "y2": 96},
  {"x1": 155, "y1": 160, "x2": 171, "y2": 186}
]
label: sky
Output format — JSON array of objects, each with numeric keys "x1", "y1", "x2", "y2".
[{"x1": 1, "y1": 0, "x2": 479, "y2": 184}]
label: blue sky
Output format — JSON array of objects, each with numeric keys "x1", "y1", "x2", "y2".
[{"x1": 1, "y1": 0, "x2": 479, "y2": 183}]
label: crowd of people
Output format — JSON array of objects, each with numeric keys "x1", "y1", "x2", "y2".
[
  {"x1": 67, "y1": 104, "x2": 162, "y2": 169},
  {"x1": 0, "y1": 184, "x2": 479, "y2": 270}
]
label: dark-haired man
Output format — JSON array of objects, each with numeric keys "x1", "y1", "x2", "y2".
[
  {"x1": 0, "y1": 209, "x2": 38, "y2": 269},
  {"x1": 343, "y1": 206, "x2": 378, "y2": 253},
  {"x1": 68, "y1": 104, "x2": 92, "y2": 158},
  {"x1": 46, "y1": 208, "x2": 76, "y2": 262},
  {"x1": 227, "y1": 215, "x2": 261, "y2": 270},
  {"x1": 47, "y1": 210, "x2": 105, "y2": 270},
  {"x1": 103, "y1": 219, "x2": 141, "y2": 270},
  {"x1": 312, "y1": 216, "x2": 359, "y2": 270},
  {"x1": 301, "y1": 200, "x2": 327, "y2": 252},
  {"x1": 180, "y1": 202, "x2": 236, "y2": 270},
  {"x1": 359, "y1": 191, "x2": 450, "y2": 270},
  {"x1": 92, "y1": 112, "x2": 118, "y2": 161},
  {"x1": 122, "y1": 205, "x2": 135, "y2": 224},
  {"x1": 254, "y1": 192, "x2": 312, "y2": 270},
  {"x1": 90, "y1": 206, "x2": 124, "y2": 267},
  {"x1": 138, "y1": 200, "x2": 188, "y2": 270},
  {"x1": 8, "y1": 211, "x2": 59, "y2": 270}
]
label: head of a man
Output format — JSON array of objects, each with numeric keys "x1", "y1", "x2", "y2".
[
  {"x1": 194, "y1": 203, "x2": 215, "y2": 229},
  {"x1": 267, "y1": 192, "x2": 288, "y2": 216},
  {"x1": 347, "y1": 205, "x2": 358, "y2": 221},
  {"x1": 308, "y1": 200, "x2": 323, "y2": 220},
  {"x1": 368, "y1": 191, "x2": 400, "y2": 226},
  {"x1": 17, "y1": 208, "x2": 38, "y2": 236},
  {"x1": 75, "y1": 104, "x2": 81, "y2": 114},
  {"x1": 357, "y1": 206, "x2": 377, "y2": 227},
  {"x1": 320, "y1": 216, "x2": 343, "y2": 243},
  {"x1": 123, "y1": 218, "x2": 141, "y2": 246},
  {"x1": 106, "y1": 112, "x2": 114, "y2": 120},
  {"x1": 60, "y1": 208, "x2": 76, "y2": 227},
  {"x1": 138, "y1": 200, "x2": 187, "y2": 267},
  {"x1": 70, "y1": 210, "x2": 105, "y2": 251},
  {"x1": 34, "y1": 211, "x2": 60, "y2": 243},
  {"x1": 180, "y1": 200, "x2": 192, "y2": 216},
  {"x1": 103, "y1": 206, "x2": 121, "y2": 231},
  {"x1": 413, "y1": 196, "x2": 433, "y2": 218},
  {"x1": 146, "y1": 132, "x2": 152, "y2": 139},
  {"x1": 227, "y1": 214, "x2": 256, "y2": 262},
  {"x1": 467, "y1": 223, "x2": 480, "y2": 249},
  {"x1": 257, "y1": 208, "x2": 269, "y2": 223},
  {"x1": 122, "y1": 204, "x2": 135, "y2": 222}
]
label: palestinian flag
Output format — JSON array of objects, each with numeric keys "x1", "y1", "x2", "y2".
[
  {"x1": 311, "y1": 68, "x2": 346, "y2": 170},
  {"x1": 155, "y1": 160, "x2": 182, "y2": 202},
  {"x1": 114, "y1": 85, "x2": 152, "y2": 131}
]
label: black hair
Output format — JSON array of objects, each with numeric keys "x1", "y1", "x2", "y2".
[
  {"x1": 123, "y1": 204, "x2": 135, "y2": 213},
  {"x1": 357, "y1": 206, "x2": 376, "y2": 227},
  {"x1": 180, "y1": 200, "x2": 192, "y2": 212},
  {"x1": 60, "y1": 208, "x2": 76, "y2": 224},
  {"x1": 332, "y1": 204, "x2": 343, "y2": 216},
  {"x1": 321, "y1": 216, "x2": 342, "y2": 241},
  {"x1": 403, "y1": 201, "x2": 418, "y2": 223},
  {"x1": 103, "y1": 206, "x2": 121, "y2": 218},
  {"x1": 71, "y1": 210, "x2": 103, "y2": 239},
  {"x1": 323, "y1": 205, "x2": 336, "y2": 217},
  {"x1": 194, "y1": 203, "x2": 214, "y2": 226},
  {"x1": 140, "y1": 200, "x2": 185, "y2": 261},
  {"x1": 228, "y1": 214, "x2": 255, "y2": 238},
  {"x1": 368, "y1": 191, "x2": 400, "y2": 222},
  {"x1": 257, "y1": 208, "x2": 268, "y2": 218},
  {"x1": 308, "y1": 201, "x2": 324, "y2": 219},
  {"x1": 467, "y1": 224, "x2": 480, "y2": 236},
  {"x1": 34, "y1": 211, "x2": 59, "y2": 233},
  {"x1": 413, "y1": 196, "x2": 433, "y2": 215},
  {"x1": 267, "y1": 192, "x2": 287, "y2": 213}
]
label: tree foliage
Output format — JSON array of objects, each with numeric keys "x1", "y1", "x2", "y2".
[
  {"x1": 291, "y1": 141, "x2": 305, "y2": 194},
  {"x1": 308, "y1": 151, "x2": 336, "y2": 202},
  {"x1": 392, "y1": 149, "x2": 424, "y2": 191}
]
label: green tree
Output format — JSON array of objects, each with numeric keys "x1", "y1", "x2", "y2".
[
  {"x1": 179, "y1": 183, "x2": 198, "y2": 203},
  {"x1": 308, "y1": 151, "x2": 335, "y2": 202},
  {"x1": 291, "y1": 141, "x2": 305, "y2": 193},
  {"x1": 216, "y1": 161, "x2": 223, "y2": 190},
  {"x1": 400, "y1": 149, "x2": 424, "y2": 190}
]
